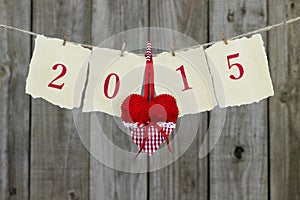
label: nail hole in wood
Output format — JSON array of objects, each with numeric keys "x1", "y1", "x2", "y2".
[
  {"x1": 234, "y1": 146, "x2": 244, "y2": 160},
  {"x1": 260, "y1": 11, "x2": 265, "y2": 17},
  {"x1": 9, "y1": 187, "x2": 17, "y2": 196},
  {"x1": 227, "y1": 10, "x2": 234, "y2": 22},
  {"x1": 291, "y1": 2, "x2": 295, "y2": 9},
  {"x1": 68, "y1": 190, "x2": 79, "y2": 200},
  {"x1": 240, "y1": 8, "x2": 246, "y2": 15}
]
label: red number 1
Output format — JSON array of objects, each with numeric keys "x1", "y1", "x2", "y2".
[
  {"x1": 227, "y1": 53, "x2": 244, "y2": 80},
  {"x1": 176, "y1": 65, "x2": 193, "y2": 91}
]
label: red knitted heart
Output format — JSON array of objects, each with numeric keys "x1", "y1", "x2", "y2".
[
  {"x1": 121, "y1": 94, "x2": 178, "y2": 156},
  {"x1": 121, "y1": 94, "x2": 179, "y2": 124},
  {"x1": 121, "y1": 94, "x2": 149, "y2": 123},
  {"x1": 151, "y1": 94, "x2": 179, "y2": 123},
  {"x1": 148, "y1": 102, "x2": 167, "y2": 122}
]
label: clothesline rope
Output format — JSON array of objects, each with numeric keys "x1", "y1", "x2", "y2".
[{"x1": 1, "y1": 16, "x2": 299, "y2": 50}]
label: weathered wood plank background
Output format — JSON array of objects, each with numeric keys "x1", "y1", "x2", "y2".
[
  {"x1": 209, "y1": 1, "x2": 269, "y2": 199},
  {"x1": 0, "y1": 0, "x2": 299, "y2": 200}
]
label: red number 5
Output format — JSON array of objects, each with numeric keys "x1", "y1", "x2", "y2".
[
  {"x1": 48, "y1": 64, "x2": 67, "y2": 90},
  {"x1": 227, "y1": 53, "x2": 244, "y2": 80}
]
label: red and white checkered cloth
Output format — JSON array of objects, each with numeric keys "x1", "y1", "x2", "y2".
[{"x1": 123, "y1": 122, "x2": 176, "y2": 155}]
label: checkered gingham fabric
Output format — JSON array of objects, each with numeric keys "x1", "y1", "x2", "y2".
[{"x1": 129, "y1": 123, "x2": 175, "y2": 155}]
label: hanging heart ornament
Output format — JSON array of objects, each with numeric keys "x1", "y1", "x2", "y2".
[
  {"x1": 120, "y1": 41, "x2": 179, "y2": 158},
  {"x1": 121, "y1": 94, "x2": 179, "y2": 156}
]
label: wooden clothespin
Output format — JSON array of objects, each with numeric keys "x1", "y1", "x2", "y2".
[
  {"x1": 171, "y1": 42, "x2": 175, "y2": 56},
  {"x1": 121, "y1": 42, "x2": 126, "y2": 57},
  {"x1": 63, "y1": 32, "x2": 69, "y2": 46},
  {"x1": 222, "y1": 32, "x2": 228, "y2": 45}
]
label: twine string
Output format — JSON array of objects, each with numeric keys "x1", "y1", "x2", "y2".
[
  {"x1": 1, "y1": 16, "x2": 299, "y2": 50},
  {"x1": 181, "y1": 16, "x2": 300, "y2": 51}
]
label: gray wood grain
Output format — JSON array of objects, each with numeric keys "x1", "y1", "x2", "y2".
[
  {"x1": 89, "y1": 0, "x2": 148, "y2": 200},
  {"x1": 0, "y1": 1, "x2": 299, "y2": 199},
  {"x1": 149, "y1": 1, "x2": 209, "y2": 199},
  {"x1": 269, "y1": 0, "x2": 300, "y2": 199},
  {"x1": 209, "y1": 1, "x2": 269, "y2": 200},
  {"x1": 30, "y1": 1, "x2": 92, "y2": 199},
  {"x1": 0, "y1": 1, "x2": 31, "y2": 200}
]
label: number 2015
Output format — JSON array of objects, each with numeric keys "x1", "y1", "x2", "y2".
[{"x1": 47, "y1": 55, "x2": 244, "y2": 96}]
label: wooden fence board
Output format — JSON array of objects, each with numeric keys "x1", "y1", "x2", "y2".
[
  {"x1": 149, "y1": 1, "x2": 209, "y2": 200},
  {"x1": 0, "y1": 1, "x2": 31, "y2": 200},
  {"x1": 269, "y1": 0, "x2": 300, "y2": 199},
  {"x1": 30, "y1": 1, "x2": 92, "y2": 199},
  {"x1": 0, "y1": 1, "x2": 299, "y2": 199},
  {"x1": 209, "y1": 0, "x2": 269, "y2": 199},
  {"x1": 89, "y1": 0, "x2": 148, "y2": 200}
]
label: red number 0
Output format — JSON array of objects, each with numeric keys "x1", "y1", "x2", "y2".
[
  {"x1": 227, "y1": 53, "x2": 244, "y2": 80},
  {"x1": 48, "y1": 64, "x2": 67, "y2": 90},
  {"x1": 176, "y1": 65, "x2": 193, "y2": 91},
  {"x1": 104, "y1": 73, "x2": 120, "y2": 99}
]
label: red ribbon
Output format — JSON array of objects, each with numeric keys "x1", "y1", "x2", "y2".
[
  {"x1": 143, "y1": 41, "x2": 155, "y2": 102},
  {"x1": 134, "y1": 122, "x2": 172, "y2": 159},
  {"x1": 134, "y1": 41, "x2": 172, "y2": 159}
]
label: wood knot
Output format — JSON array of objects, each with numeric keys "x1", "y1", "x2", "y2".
[
  {"x1": 280, "y1": 91, "x2": 289, "y2": 103},
  {"x1": 234, "y1": 146, "x2": 244, "y2": 160},
  {"x1": 227, "y1": 10, "x2": 234, "y2": 22},
  {"x1": 68, "y1": 190, "x2": 79, "y2": 200},
  {"x1": 0, "y1": 63, "x2": 11, "y2": 78},
  {"x1": 9, "y1": 187, "x2": 17, "y2": 196}
]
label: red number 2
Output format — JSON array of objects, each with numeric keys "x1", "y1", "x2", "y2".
[
  {"x1": 176, "y1": 65, "x2": 193, "y2": 91},
  {"x1": 227, "y1": 53, "x2": 244, "y2": 80},
  {"x1": 48, "y1": 64, "x2": 67, "y2": 90},
  {"x1": 104, "y1": 73, "x2": 120, "y2": 99}
]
